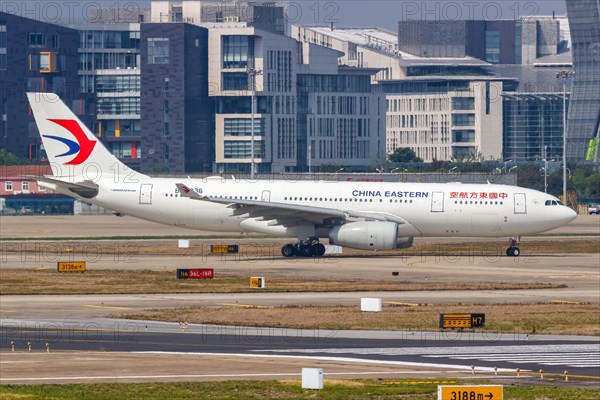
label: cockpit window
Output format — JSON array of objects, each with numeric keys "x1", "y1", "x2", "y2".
[
  {"x1": 545, "y1": 200, "x2": 561, "y2": 206},
  {"x1": 557, "y1": 200, "x2": 563, "y2": 205}
]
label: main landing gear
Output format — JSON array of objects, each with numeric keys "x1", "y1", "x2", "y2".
[
  {"x1": 506, "y1": 236, "x2": 521, "y2": 257},
  {"x1": 281, "y1": 238, "x2": 326, "y2": 258}
]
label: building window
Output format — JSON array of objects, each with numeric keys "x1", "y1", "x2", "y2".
[
  {"x1": 0, "y1": 54, "x2": 6, "y2": 71},
  {"x1": 97, "y1": 98, "x2": 140, "y2": 115},
  {"x1": 22, "y1": 181, "x2": 29, "y2": 191},
  {"x1": 224, "y1": 141, "x2": 265, "y2": 159},
  {"x1": 0, "y1": 26, "x2": 6, "y2": 48},
  {"x1": 95, "y1": 75, "x2": 141, "y2": 93},
  {"x1": 452, "y1": 146, "x2": 476, "y2": 158},
  {"x1": 110, "y1": 141, "x2": 141, "y2": 158},
  {"x1": 452, "y1": 97, "x2": 475, "y2": 111},
  {"x1": 171, "y1": 5, "x2": 183, "y2": 22},
  {"x1": 222, "y1": 35, "x2": 253, "y2": 69},
  {"x1": 51, "y1": 33, "x2": 59, "y2": 48},
  {"x1": 148, "y1": 38, "x2": 169, "y2": 64},
  {"x1": 99, "y1": 120, "x2": 141, "y2": 137},
  {"x1": 485, "y1": 31, "x2": 500, "y2": 63},
  {"x1": 515, "y1": 23, "x2": 522, "y2": 64},
  {"x1": 222, "y1": 72, "x2": 249, "y2": 91},
  {"x1": 452, "y1": 114, "x2": 475, "y2": 127},
  {"x1": 5, "y1": 181, "x2": 12, "y2": 191},
  {"x1": 452, "y1": 130, "x2": 475, "y2": 143},
  {"x1": 28, "y1": 33, "x2": 46, "y2": 47},
  {"x1": 224, "y1": 118, "x2": 265, "y2": 136}
]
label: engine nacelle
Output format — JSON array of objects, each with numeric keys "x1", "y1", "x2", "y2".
[
  {"x1": 329, "y1": 221, "x2": 398, "y2": 250},
  {"x1": 396, "y1": 236, "x2": 414, "y2": 249}
]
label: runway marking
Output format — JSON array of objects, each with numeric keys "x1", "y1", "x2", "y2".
[
  {"x1": 386, "y1": 301, "x2": 420, "y2": 307},
  {"x1": 133, "y1": 351, "x2": 508, "y2": 372},
  {"x1": 256, "y1": 344, "x2": 600, "y2": 370},
  {"x1": 83, "y1": 305, "x2": 131, "y2": 310},
  {"x1": 0, "y1": 310, "x2": 16, "y2": 313},
  {"x1": 219, "y1": 303, "x2": 266, "y2": 309},
  {"x1": 550, "y1": 299, "x2": 586, "y2": 305}
]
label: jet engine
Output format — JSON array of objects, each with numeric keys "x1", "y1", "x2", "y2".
[{"x1": 329, "y1": 221, "x2": 398, "y2": 250}]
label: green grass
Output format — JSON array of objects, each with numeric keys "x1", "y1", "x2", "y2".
[{"x1": 0, "y1": 380, "x2": 598, "y2": 399}]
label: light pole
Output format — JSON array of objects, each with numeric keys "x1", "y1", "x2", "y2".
[
  {"x1": 557, "y1": 70, "x2": 574, "y2": 204},
  {"x1": 248, "y1": 67, "x2": 262, "y2": 179},
  {"x1": 543, "y1": 145, "x2": 548, "y2": 193}
]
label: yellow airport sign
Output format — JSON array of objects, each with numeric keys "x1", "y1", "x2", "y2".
[
  {"x1": 57, "y1": 261, "x2": 86, "y2": 272},
  {"x1": 438, "y1": 385, "x2": 502, "y2": 400},
  {"x1": 210, "y1": 244, "x2": 239, "y2": 254},
  {"x1": 440, "y1": 313, "x2": 485, "y2": 329},
  {"x1": 250, "y1": 277, "x2": 265, "y2": 289}
]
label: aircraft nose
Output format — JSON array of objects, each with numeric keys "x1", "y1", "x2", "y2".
[{"x1": 563, "y1": 206, "x2": 577, "y2": 223}]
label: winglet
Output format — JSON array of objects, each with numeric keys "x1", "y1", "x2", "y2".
[{"x1": 175, "y1": 183, "x2": 205, "y2": 200}]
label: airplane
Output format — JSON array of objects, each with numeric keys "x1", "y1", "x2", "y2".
[{"x1": 27, "y1": 92, "x2": 577, "y2": 258}]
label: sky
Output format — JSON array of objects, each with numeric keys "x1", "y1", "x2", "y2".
[{"x1": 2, "y1": 1, "x2": 568, "y2": 30}]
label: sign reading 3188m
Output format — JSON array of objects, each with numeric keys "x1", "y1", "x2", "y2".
[{"x1": 438, "y1": 385, "x2": 503, "y2": 400}]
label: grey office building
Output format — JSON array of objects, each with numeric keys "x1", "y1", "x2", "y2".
[
  {"x1": 565, "y1": 0, "x2": 600, "y2": 161},
  {"x1": 140, "y1": 23, "x2": 213, "y2": 173},
  {"x1": 397, "y1": 18, "x2": 562, "y2": 65},
  {"x1": 0, "y1": 12, "x2": 79, "y2": 160}
]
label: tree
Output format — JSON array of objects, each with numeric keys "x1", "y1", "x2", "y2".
[
  {"x1": 0, "y1": 149, "x2": 25, "y2": 165},
  {"x1": 387, "y1": 147, "x2": 423, "y2": 163}
]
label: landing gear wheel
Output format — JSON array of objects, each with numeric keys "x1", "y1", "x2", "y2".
[
  {"x1": 506, "y1": 236, "x2": 521, "y2": 257},
  {"x1": 506, "y1": 247, "x2": 520, "y2": 257},
  {"x1": 300, "y1": 245, "x2": 314, "y2": 257},
  {"x1": 313, "y1": 243, "x2": 326, "y2": 257},
  {"x1": 281, "y1": 244, "x2": 296, "y2": 258}
]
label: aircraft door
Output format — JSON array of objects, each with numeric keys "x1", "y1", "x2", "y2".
[
  {"x1": 514, "y1": 193, "x2": 527, "y2": 214},
  {"x1": 139, "y1": 184, "x2": 153, "y2": 205},
  {"x1": 261, "y1": 190, "x2": 271, "y2": 202},
  {"x1": 431, "y1": 191, "x2": 445, "y2": 212}
]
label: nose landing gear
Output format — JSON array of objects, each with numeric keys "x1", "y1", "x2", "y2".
[
  {"x1": 281, "y1": 238, "x2": 326, "y2": 258},
  {"x1": 506, "y1": 236, "x2": 520, "y2": 257}
]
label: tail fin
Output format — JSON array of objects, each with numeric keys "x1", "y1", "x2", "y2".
[{"x1": 27, "y1": 92, "x2": 148, "y2": 180}]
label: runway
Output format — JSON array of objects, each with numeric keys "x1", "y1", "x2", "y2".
[
  {"x1": 1, "y1": 319, "x2": 598, "y2": 384},
  {"x1": 1, "y1": 214, "x2": 599, "y2": 385}
]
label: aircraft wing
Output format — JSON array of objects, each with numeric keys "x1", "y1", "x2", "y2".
[{"x1": 175, "y1": 183, "x2": 408, "y2": 226}]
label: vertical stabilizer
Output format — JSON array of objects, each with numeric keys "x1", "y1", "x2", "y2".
[{"x1": 27, "y1": 92, "x2": 148, "y2": 180}]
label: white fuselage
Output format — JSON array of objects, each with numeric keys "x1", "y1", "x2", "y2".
[{"x1": 49, "y1": 177, "x2": 577, "y2": 238}]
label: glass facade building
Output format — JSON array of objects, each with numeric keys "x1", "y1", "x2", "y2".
[
  {"x1": 76, "y1": 24, "x2": 142, "y2": 169},
  {"x1": 503, "y1": 93, "x2": 569, "y2": 161},
  {"x1": 565, "y1": 0, "x2": 600, "y2": 161}
]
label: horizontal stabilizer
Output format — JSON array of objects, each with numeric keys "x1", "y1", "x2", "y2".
[{"x1": 29, "y1": 175, "x2": 99, "y2": 199}]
